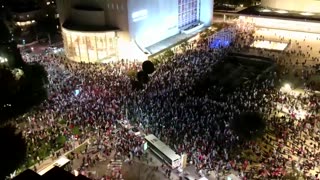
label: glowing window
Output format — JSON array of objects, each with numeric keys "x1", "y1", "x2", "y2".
[{"x1": 178, "y1": 0, "x2": 199, "y2": 28}]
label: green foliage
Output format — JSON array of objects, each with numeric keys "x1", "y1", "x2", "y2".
[
  {"x1": 127, "y1": 69, "x2": 137, "y2": 79},
  {"x1": 0, "y1": 62, "x2": 48, "y2": 123},
  {"x1": 72, "y1": 126, "x2": 80, "y2": 135},
  {"x1": 0, "y1": 23, "x2": 48, "y2": 177},
  {"x1": 59, "y1": 119, "x2": 67, "y2": 125},
  {"x1": 231, "y1": 112, "x2": 266, "y2": 140},
  {"x1": 163, "y1": 49, "x2": 175, "y2": 58},
  {"x1": 57, "y1": 135, "x2": 67, "y2": 146}
]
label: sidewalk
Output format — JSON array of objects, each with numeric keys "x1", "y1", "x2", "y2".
[{"x1": 30, "y1": 139, "x2": 90, "y2": 174}]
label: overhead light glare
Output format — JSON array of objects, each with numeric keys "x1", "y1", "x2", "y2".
[
  {"x1": 276, "y1": 10, "x2": 288, "y2": 14},
  {"x1": 300, "y1": 12, "x2": 314, "y2": 16},
  {"x1": 261, "y1": 9, "x2": 271, "y2": 12}
]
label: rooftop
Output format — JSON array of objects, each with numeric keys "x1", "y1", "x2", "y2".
[
  {"x1": 62, "y1": 21, "x2": 118, "y2": 32},
  {"x1": 238, "y1": 6, "x2": 320, "y2": 22},
  {"x1": 146, "y1": 25, "x2": 208, "y2": 56}
]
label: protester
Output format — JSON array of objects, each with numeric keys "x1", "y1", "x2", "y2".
[{"x1": 15, "y1": 21, "x2": 320, "y2": 180}]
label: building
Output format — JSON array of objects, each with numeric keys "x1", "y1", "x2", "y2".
[
  {"x1": 56, "y1": 0, "x2": 213, "y2": 63},
  {"x1": 215, "y1": 0, "x2": 320, "y2": 34},
  {"x1": 261, "y1": 0, "x2": 320, "y2": 13},
  {"x1": 6, "y1": 0, "x2": 59, "y2": 45}
]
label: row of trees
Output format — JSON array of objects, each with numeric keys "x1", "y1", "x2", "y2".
[{"x1": 0, "y1": 21, "x2": 48, "y2": 179}]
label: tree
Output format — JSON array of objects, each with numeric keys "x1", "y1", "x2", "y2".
[
  {"x1": 0, "y1": 125, "x2": 26, "y2": 180},
  {"x1": 231, "y1": 112, "x2": 266, "y2": 140},
  {"x1": 142, "y1": 60, "x2": 155, "y2": 74},
  {"x1": 163, "y1": 49, "x2": 175, "y2": 58},
  {"x1": 0, "y1": 20, "x2": 48, "y2": 178},
  {"x1": 137, "y1": 71, "x2": 149, "y2": 84},
  {"x1": 0, "y1": 21, "x2": 24, "y2": 68},
  {"x1": 0, "y1": 57, "x2": 48, "y2": 122}
]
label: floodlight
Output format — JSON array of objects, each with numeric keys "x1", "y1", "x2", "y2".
[
  {"x1": 282, "y1": 83, "x2": 291, "y2": 91},
  {"x1": 261, "y1": 9, "x2": 271, "y2": 12},
  {"x1": 300, "y1": 12, "x2": 314, "y2": 16},
  {"x1": 0, "y1": 56, "x2": 8, "y2": 63},
  {"x1": 276, "y1": 10, "x2": 288, "y2": 14}
]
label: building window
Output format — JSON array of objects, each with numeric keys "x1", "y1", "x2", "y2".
[{"x1": 178, "y1": 0, "x2": 199, "y2": 28}]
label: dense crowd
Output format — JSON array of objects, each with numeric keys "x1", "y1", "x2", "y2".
[
  {"x1": 126, "y1": 23, "x2": 320, "y2": 179},
  {"x1": 13, "y1": 21, "x2": 320, "y2": 180}
]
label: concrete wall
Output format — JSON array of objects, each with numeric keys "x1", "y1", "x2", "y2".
[
  {"x1": 70, "y1": 8, "x2": 105, "y2": 26},
  {"x1": 56, "y1": 0, "x2": 72, "y2": 24},
  {"x1": 127, "y1": 0, "x2": 180, "y2": 48},
  {"x1": 261, "y1": 0, "x2": 320, "y2": 13},
  {"x1": 104, "y1": 0, "x2": 130, "y2": 39},
  {"x1": 245, "y1": 16, "x2": 320, "y2": 33},
  {"x1": 199, "y1": 0, "x2": 214, "y2": 26}
]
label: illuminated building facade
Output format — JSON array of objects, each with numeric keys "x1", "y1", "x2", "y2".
[
  {"x1": 6, "y1": 0, "x2": 59, "y2": 44},
  {"x1": 57, "y1": 0, "x2": 213, "y2": 62},
  {"x1": 62, "y1": 29, "x2": 118, "y2": 62},
  {"x1": 261, "y1": 0, "x2": 320, "y2": 13}
]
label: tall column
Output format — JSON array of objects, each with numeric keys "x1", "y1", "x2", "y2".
[
  {"x1": 104, "y1": 33, "x2": 109, "y2": 56},
  {"x1": 86, "y1": 36, "x2": 90, "y2": 62},
  {"x1": 95, "y1": 35, "x2": 98, "y2": 61}
]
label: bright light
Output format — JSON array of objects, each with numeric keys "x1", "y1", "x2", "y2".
[
  {"x1": 11, "y1": 68, "x2": 24, "y2": 80},
  {"x1": 74, "y1": 89, "x2": 80, "y2": 96},
  {"x1": 280, "y1": 83, "x2": 292, "y2": 93},
  {"x1": 275, "y1": 10, "x2": 288, "y2": 14},
  {"x1": 261, "y1": 9, "x2": 271, "y2": 12},
  {"x1": 132, "y1": 9, "x2": 148, "y2": 22},
  {"x1": 0, "y1": 56, "x2": 8, "y2": 63},
  {"x1": 62, "y1": 28, "x2": 118, "y2": 63},
  {"x1": 284, "y1": 83, "x2": 291, "y2": 90},
  {"x1": 300, "y1": 12, "x2": 314, "y2": 16},
  {"x1": 16, "y1": 20, "x2": 36, "y2": 26}
]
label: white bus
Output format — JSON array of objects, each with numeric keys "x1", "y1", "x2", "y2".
[
  {"x1": 145, "y1": 134, "x2": 181, "y2": 169},
  {"x1": 37, "y1": 156, "x2": 71, "y2": 176}
]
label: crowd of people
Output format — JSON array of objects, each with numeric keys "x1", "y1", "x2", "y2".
[
  {"x1": 125, "y1": 23, "x2": 320, "y2": 179},
  {"x1": 12, "y1": 21, "x2": 320, "y2": 180}
]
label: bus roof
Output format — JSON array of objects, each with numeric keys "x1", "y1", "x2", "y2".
[
  {"x1": 37, "y1": 156, "x2": 70, "y2": 176},
  {"x1": 145, "y1": 134, "x2": 180, "y2": 160}
]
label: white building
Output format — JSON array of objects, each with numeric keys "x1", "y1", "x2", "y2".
[
  {"x1": 261, "y1": 0, "x2": 320, "y2": 13},
  {"x1": 56, "y1": 0, "x2": 213, "y2": 63}
]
